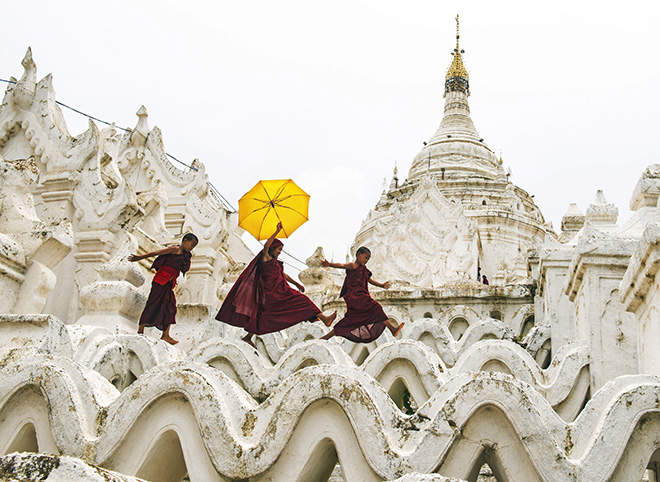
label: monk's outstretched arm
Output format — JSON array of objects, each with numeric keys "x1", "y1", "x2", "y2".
[
  {"x1": 128, "y1": 245, "x2": 179, "y2": 262},
  {"x1": 368, "y1": 278, "x2": 391, "y2": 289},
  {"x1": 284, "y1": 273, "x2": 305, "y2": 292},
  {"x1": 321, "y1": 260, "x2": 356, "y2": 270},
  {"x1": 262, "y1": 222, "x2": 283, "y2": 259}
]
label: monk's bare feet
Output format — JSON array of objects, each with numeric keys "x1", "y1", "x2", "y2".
[
  {"x1": 321, "y1": 311, "x2": 337, "y2": 327},
  {"x1": 242, "y1": 336, "x2": 256, "y2": 349},
  {"x1": 137, "y1": 324, "x2": 145, "y2": 335},
  {"x1": 392, "y1": 322, "x2": 405, "y2": 338},
  {"x1": 320, "y1": 329, "x2": 335, "y2": 341},
  {"x1": 160, "y1": 335, "x2": 179, "y2": 345}
]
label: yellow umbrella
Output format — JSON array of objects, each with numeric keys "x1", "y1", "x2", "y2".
[{"x1": 238, "y1": 179, "x2": 310, "y2": 240}]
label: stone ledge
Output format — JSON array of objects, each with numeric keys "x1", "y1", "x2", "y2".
[
  {"x1": 0, "y1": 452, "x2": 145, "y2": 481},
  {"x1": 620, "y1": 223, "x2": 660, "y2": 313}
]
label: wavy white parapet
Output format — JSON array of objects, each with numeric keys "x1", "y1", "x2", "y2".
[
  {"x1": 0, "y1": 314, "x2": 590, "y2": 423},
  {"x1": 390, "y1": 475, "x2": 466, "y2": 482},
  {"x1": 189, "y1": 338, "x2": 353, "y2": 402},
  {"x1": 69, "y1": 325, "x2": 185, "y2": 391},
  {"x1": 402, "y1": 318, "x2": 517, "y2": 367},
  {"x1": 0, "y1": 355, "x2": 659, "y2": 481},
  {"x1": 70, "y1": 327, "x2": 589, "y2": 421},
  {"x1": 227, "y1": 316, "x2": 519, "y2": 367}
]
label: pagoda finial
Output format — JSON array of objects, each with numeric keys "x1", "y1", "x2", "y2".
[
  {"x1": 444, "y1": 14, "x2": 470, "y2": 97},
  {"x1": 389, "y1": 162, "x2": 399, "y2": 190}
]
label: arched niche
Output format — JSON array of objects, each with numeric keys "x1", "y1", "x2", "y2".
[
  {"x1": 489, "y1": 310, "x2": 502, "y2": 321},
  {"x1": 535, "y1": 339, "x2": 552, "y2": 369},
  {"x1": 449, "y1": 316, "x2": 469, "y2": 341},
  {"x1": 520, "y1": 315, "x2": 535, "y2": 338},
  {"x1": 135, "y1": 429, "x2": 187, "y2": 482}
]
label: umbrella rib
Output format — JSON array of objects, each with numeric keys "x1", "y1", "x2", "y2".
[
  {"x1": 254, "y1": 181, "x2": 276, "y2": 208},
  {"x1": 255, "y1": 203, "x2": 287, "y2": 239},
  {"x1": 279, "y1": 208, "x2": 291, "y2": 237},
  {"x1": 268, "y1": 209, "x2": 287, "y2": 238},
  {"x1": 260, "y1": 181, "x2": 284, "y2": 206},
  {"x1": 260, "y1": 184, "x2": 276, "y2": 239},
  {"x1": 275, "y1": 204, "x2": 309, "y2": 220},
  {"x1": 272, "y1": 180, "x2": 290, "y2": 201},
  {"x1": 240, "y1": 202, "x2": 271, "y2": 239},
  {"x1": 270, "y1": 193, "x2": 308, "y2": 205},
  {"x1": 241, "y1": 203, "x2": 271, "y2": 221},
  {"x1": 257, "y1": 211, "x2": 269, "y2": 240}
]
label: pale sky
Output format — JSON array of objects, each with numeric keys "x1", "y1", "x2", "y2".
[{"x1": 3, "y1": 1, "x2": 660, "y2": 273}]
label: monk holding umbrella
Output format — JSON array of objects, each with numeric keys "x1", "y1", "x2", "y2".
[{"x1": 216, "y1": 179, "x2": 336, "y2": 347}]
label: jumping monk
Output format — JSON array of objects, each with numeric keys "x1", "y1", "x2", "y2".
[
  {"x1": 319, "y1": 247, "x2": 404, "y2": 342},
  {"x1": 216, "y1": 222, "x2": 337, "y2": 347},
  {"x1": 128, "y1": 233, "x2": 198, "y2": 345}
]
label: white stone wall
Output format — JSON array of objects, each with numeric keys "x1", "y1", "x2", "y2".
[
  {"x1": 0, "y1": 49, "x2": 252, "y2": 332},
  {"x1": 622, "y1": 222, "x2": 660, "y2": 376}
]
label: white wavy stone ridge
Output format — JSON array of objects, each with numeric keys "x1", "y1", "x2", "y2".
[{"x1": 0, "y1": 314, "x2": 655, "y2": 481}]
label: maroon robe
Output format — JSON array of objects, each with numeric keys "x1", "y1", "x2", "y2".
[
  {"x1": 216, "y1": 252, "x2": 321, "y2": 335},
  {"x1": 139, "y1": 250, "x2": 191, "y2": 331},
  {"x1": 333, "y1": 264, "x2": 388, "y2": 343}
]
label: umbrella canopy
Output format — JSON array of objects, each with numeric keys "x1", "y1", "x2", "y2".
[{"x1": 238, "y1": 179, "x2": 310, "y2": 240}]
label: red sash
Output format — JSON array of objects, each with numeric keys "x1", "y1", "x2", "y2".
[{"x1": 153, "y1": 265, "x2": 179, "y2": 288}]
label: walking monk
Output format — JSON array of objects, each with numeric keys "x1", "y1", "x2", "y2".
[
  {"x1": 216, "y1": 222, "x2": 337, "y2": 347},
  {"x1": 320, "y1": 247, "x2": 404, "y2": 342},
  {"x1": 128, "y1": 233, "x2": 198, "y2": 345}
]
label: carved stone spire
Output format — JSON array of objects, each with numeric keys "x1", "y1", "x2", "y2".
[
  {"x1": 130, "y1": 105, "x2": 149, "y2": 147},
  {"x1": 586, "y1": 190, "x2": 618, "y2": 225},
  {"x1": 561, "y1": 203, "x2": 585, "y2": 241},
  {"x1": 388, "y1": 162, "x2": 399, "y2": 190},
  {"x1": 444, "y1": 15, "x2": 469, "y2": 97},
  {"x1": 433, "y1": 14, "x2": 480, "y2": 145},
  {"x1": 408, "y1": 17, "x2": 501, "y2": 181},
  {"x1": 12, "y1": 48, "x2": 37, "y2": 110}
]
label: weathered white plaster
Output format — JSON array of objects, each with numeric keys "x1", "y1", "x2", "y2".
[
  {"x1": 0, "y1": 49, "x2": 252, "y2": 330},
  {"x1": 4, "y1": 355, "x2": 660, "y2": 481},
  {"x1": 565, "y1": 224, "x2": 639, "y2": 392},
  {"x1": 0, "y1": 452, "x2": 146, "y2": 481}
]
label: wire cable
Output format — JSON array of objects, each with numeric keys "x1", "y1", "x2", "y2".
[
  {"x1": 0, "y1": 77, "x2": 235, "y2": 212},
  {"x1": 0, "y1": 77, "x2": 319, "y2": 272}
]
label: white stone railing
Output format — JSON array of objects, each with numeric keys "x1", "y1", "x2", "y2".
[{"x1": 0, "y1": 352, "x2": 658, "y2": 481}]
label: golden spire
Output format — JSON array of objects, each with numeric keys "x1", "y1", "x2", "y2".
[{"x1": 444, "y1": 14, "x2": 470, "y2": 97}]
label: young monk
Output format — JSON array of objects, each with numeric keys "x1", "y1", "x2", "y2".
[
  {"x1": 216, "y1": 222, "x2": 337, "y2": 347},
  {"x1": 128, "y1": 233, "x2": 198, "y2": 345},
  {"x1": 319, "y1": 247, "x2": 404, "y2": 342}
]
